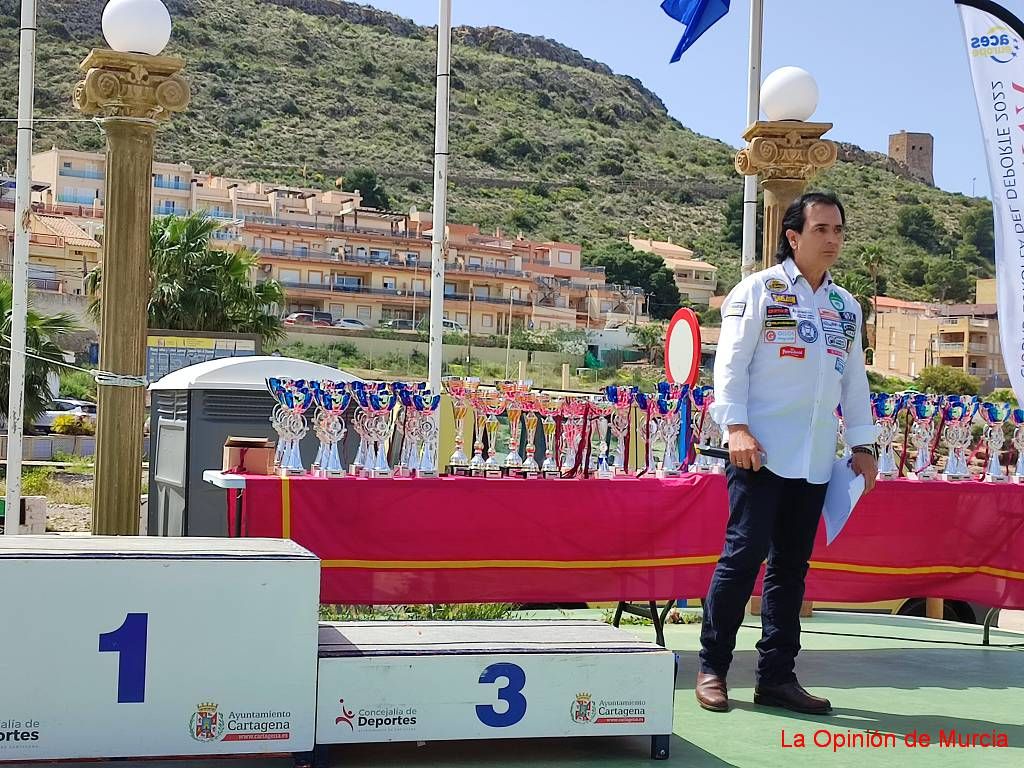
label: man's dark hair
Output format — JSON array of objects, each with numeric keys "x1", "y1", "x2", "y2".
[{"x1": 775, "y1": 191, "x2": 846, "y2": 263}]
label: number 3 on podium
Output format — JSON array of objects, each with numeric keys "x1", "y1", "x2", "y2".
[
  {"x1": 475, "y1": 662, "x2": 527, "y2": 727},
  {"x1": 98, "y1": 613, "x2": 149, "y2": 704}
]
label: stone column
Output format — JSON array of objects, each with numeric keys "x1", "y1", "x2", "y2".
[
  {"x1": 73, "y1": 50, "x2": 189, "y2": 535},
  {"x1": 735, "y1": 121, "x2": 839, "y2": 271}
]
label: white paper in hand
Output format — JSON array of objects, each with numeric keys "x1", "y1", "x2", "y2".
[{"x1": 822, "y1": 457, "x2": 866, "y2": 545}]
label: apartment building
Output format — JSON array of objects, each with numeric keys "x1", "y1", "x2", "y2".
[
  {"x1": 25, "y1": 148, "x2": 651, "y2": 331},
  {"x1": 871, "y1": 285, "x2": 1009, "y2": 390},
  {"x1": 0, "y1": 208, "x2": 101, "y2": 295},
  {"x1": 628, "y1": 233, "x2": 718, "y2": 306}
]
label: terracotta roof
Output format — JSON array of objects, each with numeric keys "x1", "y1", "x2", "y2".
[
  {"x1": 874, "y1": 296, "x2": 933, "y2": 312},
  {"x1": 32, "y1": 214, "x2": 100, "y2": 248}
]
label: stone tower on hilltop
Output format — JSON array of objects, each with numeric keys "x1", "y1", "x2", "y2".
[{"x1": 888, "y1": 130, "x2": 934, "y2": 186}]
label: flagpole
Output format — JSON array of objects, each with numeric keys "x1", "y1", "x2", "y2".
[
  {"x1": 740, "y1": 0, "x2": 764, "y2": 279},
  {"x1": 5, "y1": 0, "x2": 38, "y2": 536},
  {"x1": 427, "y1": 0, "x2": 452, "y2": 395}
]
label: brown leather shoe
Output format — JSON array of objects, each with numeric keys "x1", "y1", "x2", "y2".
[
  {"x1": 695, "y1": 672, "x2": 729, "y2": 712},
  {"x1": 754, "y1": 680, "x2": 831, "y2": 714}
]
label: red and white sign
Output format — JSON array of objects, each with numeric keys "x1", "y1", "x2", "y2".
[
  {"x1": 779, "y1": 346, "x2": 806, "y2": 360},
  {"x1": 664, "y1": 308, "x2": 702, "y2": 385}
]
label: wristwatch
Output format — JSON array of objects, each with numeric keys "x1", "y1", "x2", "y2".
[{"x1": 851, "y1": 445, "x2": 877, "y2": 458}]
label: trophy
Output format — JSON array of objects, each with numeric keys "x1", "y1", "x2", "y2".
[
  {"x1": 689, "y1": 386, "x2": 721, "y2": 473},
  {"x1": 266, "y1": 378, "x2": 314, "y2": 476},
  {"x1": 590, "y1": 400, "x2": 615, "y2": 478},
  {"x1": 1011, "y1": 408, "x2": 1024, "y2": 483},
  {"x1": 560, "y1": 397, "x2": 591, "y2": 475},
  {"x1": 353, "y1": 382, "x2": 398, "y2": 478},
  {"x1": 497, "y1": 380, "x2": 532, "y2": 470},
  {"x1": 940, "y1": 395, "x2": 978, "y2": 481},
  {"x1": 311, "y1": 380, "x2": 351, "y2": 477},
  {"x1": 393, "y1": 383, "x2": 418, "y2": 478},
  {"x1": 349, "y1": 408, "x2": 370, "y2": 477},
  {"x1": 535, "y1": 394, "x2": 563, "y2": 478},
  {"x1": 411, "y1": 390, "x2": 442, "y2": 477},
  {"x1": 442, "y1": 376, "x2": 479, "y2": 475},
  {"x1": 604, "y1": 385, "x2": 636, "y2": 476},
  {"x1": 981, "y1": 401, "x2": 1011, "y2": 483},
  {"x1": 908, "y1": 395, "x2": 938, "y2": 480},
  {"x1": 471, "y1": 391, "x2": 506, "y2": 477},
  {"x1": 633, "y1": 392, "x2": 657, "y2": 475},
  {"x1": 655, "y1": 387, "x2": 686, "y2": 479},
  {"x1": 518, "y1": 394, "x2": 541, "y2": 477},
  {"x1": 871, "y1": 393, "x2": 906, "y2": 479}
]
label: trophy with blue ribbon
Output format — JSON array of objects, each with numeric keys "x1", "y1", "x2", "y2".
[
  {"x1": 411, "y1": 390, "x2": 442, "y2": 477},
  {"x1": 266, "y1": 378, "x2": 314, "y2": 476},
  {"x1": 353, "y1": 382, "x2": 398, "y2": 478},
  {"x1": 871, "y1": 393, "x2": 906, "y2": 479},
  {"x1": 908, "y1": 395, "x2": 938, "y2": 480},
  {"x1": 311, "y1": 381, "x2": 351, "y2": 477},
  {"x1": 655, "y1": 382, "x2": 687, "y2": 478},
  {"x1": 689, "y1": 386, "x2": 722, "y2": 473},
  {"x1": 981, "y1": 401, "x2": 1011, "y2": 483},
  {"x1": 604, "y1": 385, "x2": 636, "y2": 476},
  {"x1": 1011, "y1": 408, "x2": 1024, "y2": 483},
  {"x1": 940, "y1": 395, "x2": 978, "y2": 481}
]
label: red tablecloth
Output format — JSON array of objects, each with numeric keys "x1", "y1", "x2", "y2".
[{"x1": 233, "y1": 474, "x2": 1024, "y2": 608}]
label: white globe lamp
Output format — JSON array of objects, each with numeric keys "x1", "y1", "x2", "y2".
[
  {"x1": 102, "y1": 0, "x2": 172, "y2": 56},
  {"x1": 760, "y1": 66, "x2": 819, "y2": 122}
]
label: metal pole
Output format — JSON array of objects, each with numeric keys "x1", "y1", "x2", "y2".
[
  {"x1": 5, "y1": 0, "x2": 38, "y2": 536},
  {"x1": 504, "y1": 290, "x2": 513, "y2": 378},
  {"x1": 740, "y1": 0, "x2": 764, "y2": 279},
  {"x1": 427, "y1": 0, "x2": 452, "y2": 392}
]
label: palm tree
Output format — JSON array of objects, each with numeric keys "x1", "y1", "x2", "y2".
[
  {"x1": 0, "y1": 280, "x2": 81, "y2": 427},
  {"x1": 860, "y1": 244, "x2": 885, "y2": 347},
  {"x1": 87, "y1": 212, "x2": 285, "y2": 344},
  {"x1": 842, "y1": 274, "x2": 875, "y2": 350}
]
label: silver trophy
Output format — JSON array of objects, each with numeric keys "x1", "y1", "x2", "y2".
[
  {"x1": 590, "y1": 400, "x2": 615, "y2": 478},
  {"x1": 634, "y1": 392, "x2": 658, "y2": 475},
  {"x1": 981, "y1": 402, "x2": 1011, "y2": 483},
  {"x1": 690, "y1": 386, "x2": 722, "y2": 473},
  {"x1": 412, "y1": 391, "x2": 441, "y2": 477},
  {"x1": 655, "y1": 394, "x2": 683, "y2": 478},
  {"x1": 940, "y1": 395, "x2": 978, "y2": 481},
  {"x1": 311, "y1": 381, "x2": 351, "y2": 477},
  {"x1": 1012, "y1": 408, "x2": 1024, "y2": 484},
  {"x1": 604, "y1": 385, "x2": 636, "y2": 476},
  {"x1": 908, "y1": 396, "x2": 938, "y2": 480},
  {"x1": 871, "y1": 393, "x2": 906, "y2": 479},
  {"x1": 266, "y1": 378, "x2": 314, "y2": 476},
  {"x1": 354, "y1": 383, "x2": 398, "y2": 478}
]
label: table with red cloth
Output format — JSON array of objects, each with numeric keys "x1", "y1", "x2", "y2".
[{"x1": 226, "y1": 474, "x2": 1024, "y2": 609}]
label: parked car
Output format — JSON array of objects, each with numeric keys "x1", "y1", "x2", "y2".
[
  {"x1": 417, "y1": 318, "x2": 467, "y2": 334},
  {"x1": 31, "y1": 398, "x2": 96, "y2": 433},
  {"x1": 380, "y1": 318, "x2": 415, "y2": 331},
  {"x1": 333, "y1": 317, "x2": 372, "y2": 330},
  {"x1": 284, "y1": 311, "x2": 332, "y2": 327}
]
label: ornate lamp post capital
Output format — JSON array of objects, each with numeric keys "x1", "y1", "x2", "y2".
[{"x1": 74, "y1": 49, "x2": 189, "y2": 122}]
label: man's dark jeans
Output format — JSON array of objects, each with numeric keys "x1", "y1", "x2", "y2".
[{"x1": 699, "y1": 465, "x2": 827, "y2": 685}]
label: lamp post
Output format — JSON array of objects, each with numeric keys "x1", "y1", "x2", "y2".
[
  {"x1": 73, "y1": 0, "x2": 189, "y2": 535},
  {"x1": 735, "y1": 67, "x2": 838, "y2": 271}
]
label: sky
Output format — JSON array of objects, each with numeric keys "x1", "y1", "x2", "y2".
[{"x1": 358, "y1": 0, "x2": 1024, "y2": 198}]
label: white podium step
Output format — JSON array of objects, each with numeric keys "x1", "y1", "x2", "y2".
[{"x1": 314, "y1": 620, "x2": 676, "y2": 762}]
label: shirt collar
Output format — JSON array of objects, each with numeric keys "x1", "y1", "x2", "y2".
[{"x1": 782, "y1": 258, "x2": 834, "y2": 290}]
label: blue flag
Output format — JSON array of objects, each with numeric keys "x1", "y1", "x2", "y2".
[{"x1": 661, "y1": 0, "x2": 730, "y2": 62}]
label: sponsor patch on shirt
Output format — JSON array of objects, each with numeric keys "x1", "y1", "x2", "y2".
[
  {"x1": 764, "y1": 318, "x2": 797, "y2": 329},
  {"x1": 818, "y1": 308, "x2": 841, "y2": 322},
  {"x1": 825, "y1": 334, "x2": 849, "y2": 350},
  {"x1": 835, "y1": 357, "x2": 846, "y2": 374},
  {"x1": 771, "y1": 292, "x2": 798, "y2": 305},
  {"x1": 829, "y1": 290, "x2": 846, "y2": 311},
  {"x1": 763, "y1": 329, "x2": 797, "y2": 344},
  {"x1": 821, "y1": 319, "x2": 844, "y2": 334},
  {"x1": 724, "y1": 301, "x2": 747, "y2": 318},
  {"x1": 843, "y1": 324, "x2": 857, "y2": 339},
  {"x1": 826, "y1": 347, "x2": 846, "y2": 358},
  {"x1": 766, "y1": 305, "x2": 793, "y2": 317},
  {"x1": 796, "y1": 308, "x2": 816, "y2": 321},
  {"x1": 797, "y1": 320, "x2": 819, "y2": 343},
  {"x1": 779, "y1": 346, "x2": 806, "y2": 360},
  {"x1": 765, "y1": 278, "x2": 789, "y2": 292},
  {"x1": 840, "y1": 311, "x2": 857, "y2": 322}
]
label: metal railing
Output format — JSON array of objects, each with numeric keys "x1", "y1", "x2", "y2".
[
  {"x1": 58, "y1": 168, "x2": 104, "y2": 180},
  {"x1": 28, "y1": 277, "x2": 61, "y2": 292},
  {"x1": 938, "y1": 342, "x2": 965, "y2": 352},
  {"x1": 153, "y1": 205, "x2": 189, "y2": 216},
  {"x1": 57, "y1": 193, "x2": 99, "y2": 205},
  {"x1": 270, "y1": 279, "x2": 531, "y2": 306},
  {"x1": 968, "y1": 343, "x2": 989, "y2": 354},
  {"x1": 153, "y1": 178, "x2": 191, "y2": 191}
]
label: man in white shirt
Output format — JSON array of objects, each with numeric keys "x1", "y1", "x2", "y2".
[{"x1": 695, "y1": 192, "x2": 878, "y2": 715}]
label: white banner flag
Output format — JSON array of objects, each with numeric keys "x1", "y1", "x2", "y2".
[{"x1": 957, "y1": 0, "x2": 1024, "y2": 402}]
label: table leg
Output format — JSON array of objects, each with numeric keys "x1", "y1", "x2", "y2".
[{"x1": 983, "y1": 607, "x2": 1001, "y2": 646}]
